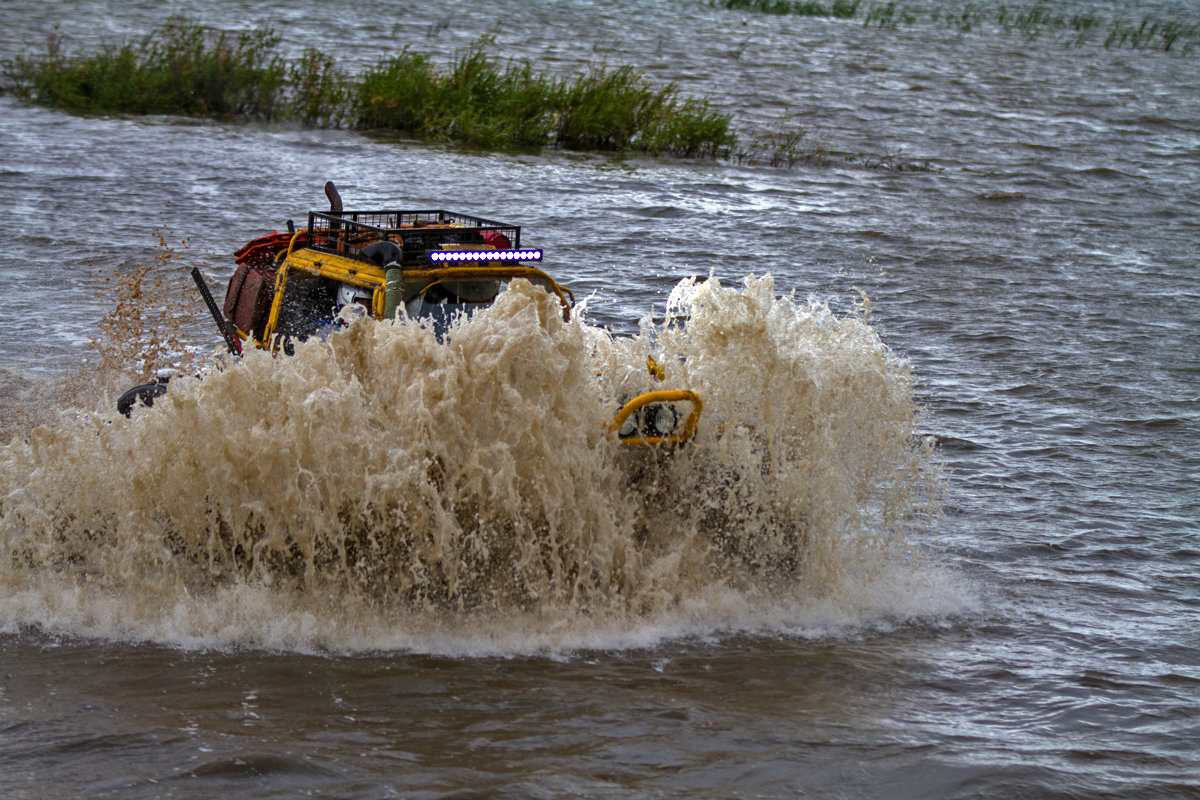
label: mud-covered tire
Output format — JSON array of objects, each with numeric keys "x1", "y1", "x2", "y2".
[{"x1": 116, "y1": 380, "x2": 170, "y2": 417}]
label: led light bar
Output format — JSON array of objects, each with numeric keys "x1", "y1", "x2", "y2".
[{"x1": 429, "y1": 249, "x2": 543, "y2": 263}]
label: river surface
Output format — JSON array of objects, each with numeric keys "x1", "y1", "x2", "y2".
[{"x1": 1, "y1": 1, "x2": 1198, "y2": 798}]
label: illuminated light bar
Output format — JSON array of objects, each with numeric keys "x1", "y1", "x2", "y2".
[{"x1": 429, "y1": 249, "x2": 543, "y2": 263}]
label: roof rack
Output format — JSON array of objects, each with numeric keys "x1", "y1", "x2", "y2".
[{"x1": 305, "y1": 210, "x2": 522, "y2": 267}]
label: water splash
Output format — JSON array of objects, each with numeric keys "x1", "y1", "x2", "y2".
[{"x1": 0, "y1": 276, "x2": 952, "y2": 654}]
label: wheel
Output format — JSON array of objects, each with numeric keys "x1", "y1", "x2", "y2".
[{"x1": 116, "y1": 379, "x2": 170, "y2": 417}]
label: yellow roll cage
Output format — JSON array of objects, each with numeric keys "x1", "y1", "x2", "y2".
[
  {"x1": 249, "y1": 243, "x2": 574, "y2": 350},
  {"x1": 230, "y1": 232, "x2": 699, "y2": 447}
]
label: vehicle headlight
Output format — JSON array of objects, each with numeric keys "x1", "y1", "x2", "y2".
[
  {"x1": 611, "y1": 389, "x2": 702, "y2": 446},
  {"x1": 619, "y1": 414, "x2": 638, "y2": 438},
  {"x1": 649, "y1": 404, "x2": 678, "y2": 436},
  {"x1": 616, "y1": 403, "x2": 680, "y2": 439}
]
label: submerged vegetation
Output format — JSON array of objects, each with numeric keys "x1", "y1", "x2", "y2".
[
  {"x1": 719, "y1": 0, "x2": 861, "y2": 18},
  {"x1": 718, "y1": 0, "x2": 1200, "y2": 53},
  {"x1": 6, "y1": 24, "x2": 287, "y2": 118},
  {"x1": 0, "y1": 20, "x2": 937, "y2": 169},
  {"x1": 2, "y1": 22, "x2": 733, "y2": 158},
  {"x1": 354, "y1": 45, "x2": 733, "y2": 156}
]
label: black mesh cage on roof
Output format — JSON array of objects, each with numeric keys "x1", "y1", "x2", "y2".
[{"x1": 304, "y1": 210, "x2": 522, "y2": 267}]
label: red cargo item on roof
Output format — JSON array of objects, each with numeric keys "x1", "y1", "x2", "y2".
[
  {"x1": 234, "y1": 232, "x2": 294, "y2": 268},
  {"x1": 479, "y1": 230, "x2": 511, "y2": 251}
]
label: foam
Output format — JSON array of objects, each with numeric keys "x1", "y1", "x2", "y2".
[{"x1": 0, "y1": 276, "x2": 957, "y2": 654}]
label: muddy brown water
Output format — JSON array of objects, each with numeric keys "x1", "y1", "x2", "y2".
[{"x1": 1, "y1": 1, "x2": 1197, "y2": 797}]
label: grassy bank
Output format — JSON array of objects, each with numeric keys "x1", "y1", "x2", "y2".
[{"x1": 2, "y1": 24, "x2": 733, "y2": 158}]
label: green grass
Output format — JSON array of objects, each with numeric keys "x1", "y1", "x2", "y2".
[
  {"x1": 554, "y1": 65, "x2": 734, "y2": 156},
  {"x1": 289, "y1": 48, "x2": 349, "y2": 127},
  {"x1": 355, "y1": 41, "x2": 736, "y2": 155},
  {"x1": 3, "y1": 24, "x2": 734, "y2": 158},
  {"x1": 4, "y1": 20, "x2": 286, "y2": 117},
  {"x1": 355, "y1": 41, "x2": 565, "y2": 150},
  {"x1": 2, "y1": 20, "x2": 940, "y2": 170}
]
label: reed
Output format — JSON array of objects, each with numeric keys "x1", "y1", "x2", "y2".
[
  {"x1": 718, "y1": 0, "x2": 1199, "y2": 53},
  {"x1": 3, "y1": 22, "x2": 938, "y2": 169},
  {"x1": 4, "y1": 20, "x2": 286, "y2": 117},
  {"x1": 553, "y1": 66, "x2": 735, "y2": 156},
  {"x1": 891, "y1": 3, "x2": 1198, "y2": 52},
  {"x1": 289, "y1": 48, "x2": 349, "y2": 127},
  {"x1": 1105, "y1": 16, "x2": 1199, "y2": 52},
  {"x1": 354, "y1": 40, "x2": 557, "y2": 149},
  {"x1": 862, "y1": 2, "x2": 917, "y2": 29},
  {"x1": 734, "y1": 127, "x2": 829, "y2": 168},
  {"x1": 717, "y1": 0, "x2": 860, "y2": 18},
  {"x1": 356, "y1": 41, "x2": 734, "y2": 155},
  {"x1": 4, "y1": 25, "x2": 735, "y2": 157}
]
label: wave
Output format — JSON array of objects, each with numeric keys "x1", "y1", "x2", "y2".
[{"x1": 0, "y1": 276, "x2": 956, "y2": 654}]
